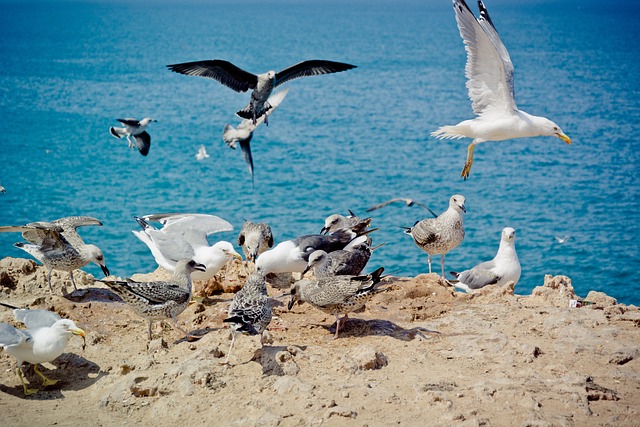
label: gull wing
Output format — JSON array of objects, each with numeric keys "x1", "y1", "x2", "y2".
[
  {"x1": 52, "y1": 216, "x2": 103, "y2": 248},
  {"x1": 0, "y1": 323, "x2": 32, "y2": 348},
  {"x1": 13, "y1": 309, "x2": 62, "y2": 329},
  {"x1": 142, "y1": 214, "x2": 233, "y2": 251},
  {"x1": 134, "y1": 131, "x2": 151, "y2": 156},
  {"x1": 167, "y1": 59, "x2": 258, "y2": 92},
  {"x1": 453, "y1": 0, "x2": 516, "y2": 115},
  {"x1": 456, "y1": 260, "x2": 500, "y2": 290},
  {"x1": 0, "y1": 223, "x2": 68, "y2": 250},
  {"x1": 275, "y1": 60, "x2": 356, "y2": 87},
  {"x1": 116, "y1": 118, "x2": 141, "y2": 126}
]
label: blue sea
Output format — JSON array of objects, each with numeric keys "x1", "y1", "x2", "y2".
[{"x1": 0, "y1": 0, "x2": 638, "y2": 305}]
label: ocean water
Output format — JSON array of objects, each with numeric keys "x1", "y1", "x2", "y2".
[{"x1": 0, "y1": 0, "x2": 638, "y2": 305}]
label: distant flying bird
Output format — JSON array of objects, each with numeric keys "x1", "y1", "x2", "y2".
[
  {"x1": 450, "y1": 227, "x2": 521, "y2": 292},
  {"x1": 0, "y1": 303, "x2": 86, "y2": 395},
  {"x1": 0, "y1": 183, "x2": 5, "y2": 193},
  {"x1": 109, "y1": 117, "x2": 157, "y2": 156},
  {"x1": 195, "y1": 145, "x2": 210, "y2": 161},
  {"x1": 223, "y1": 88, "x2": 289, "y2": 186},
  {"x1": 554, "y1": 235, "x2": 572, "y2": 244},
  {"x1": 404, "y1": 195, "x2": 466, "y2": 278},
  {"x1": 366, "y1": 198, "x2": 437, "y2": 217},
  {"x1": 167, "y1": 59, "x2": 356, "y2": 124},
  {"x1": 0, "y1": 216, "x2": 110, "y2": 293},
  {"x1": 431, "y1": 0, "x2": 571, "y2": 179}
]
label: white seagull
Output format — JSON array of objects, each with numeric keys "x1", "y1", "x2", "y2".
[
  {"x1": 167, "y1": 59, "x2": 356, "y2": 124},
  {"x1": 431, "y1": 0, "x2": 571, "y2": 179},
  {"x1": 132, "y1": 213, "x2": 241, "y2": 281},
  {"x1": 450, "y1": 227, "x2": 521, "y2": 292},
  {"x1": 223, "y1": 88, "x2": 289, "y2": 186},
  {"x1": 109, "y1": 117, "x2": 157, "y2": 156},
  {"x1": 195, "y1": 145, "x2": 210, "y2": 161}
]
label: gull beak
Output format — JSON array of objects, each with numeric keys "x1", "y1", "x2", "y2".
[
  {"x1": 100, "y1": 264, "x2": 110, "y2": 277},
  {"x1": 194, "y1": 263, "x2": 207, "y2": 272},
  {"x1": 287, "y1": 299, "x2": 295, "y2": 311},
  {"x1": 556, "y1": 132, "x2": 572, "y2": 144},
  {"x1": 232, "y1": 251, "x2": 242, "y2": 261},
  {"x1": 302, "y1": 265, "x2": 311, "y2": 276},
  {"x1": 461, "y1": 204, "x2": 467, "y2": 213},
  {"x1": 71, "y1": 327, "x2": 86, "y2": 337},
  {"x1": 320, "y1": 227, "x2": 329, "y2": 235}
]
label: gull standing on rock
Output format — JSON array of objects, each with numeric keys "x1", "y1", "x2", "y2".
[
  {"x1": 222, "y1": 272, "x2": 272, "y2": 364},
  {"x1": 132, "y1": 213, "x2": 241, "y2": 281},
  {"x1": 0, "y1": 216, "x2": 110, "y2": 293},
  {"x1": 238, "y1": 221, "x2": 274, "y2": 263},
  {"x1": 404, "y1": 195, "x2": 466, "y2": 278},
  {"x1": 109, "y1": 118, "x2": 157, "y2": 156},
  {"x1": 223, "y1": 88, "x2": 289, "y2": 186},
  {"x1": 167, "y1": 59, "x2": 356, "y2": 124},
  {"x1": 451, "y1": 227, "x2": 521, "y2": 292},
  {"x1": 431, "y1": 0, "x2": 571, "y2": 179},
  {"x1": 321, "y1": 210, "x2": 371, "y2": 235},
  {"x1": 303, "y1": 235, "x2": 375, "y2": 277},
  {"x1": 0, "y1": 303, "x2": 86, "y2": 395},
  {"x1": 288, "y1": 267, "x2": 385, "y2": 338},
  {"x1": 101, "y1": 260, "x2": 205, "y2": 341}
]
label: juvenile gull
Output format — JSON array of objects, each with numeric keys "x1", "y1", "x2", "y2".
[
  {"x1": 0, "y1": 216, "x2": 110, "y2": 293},
  {"x1": 222, "y1": 272, "x2": 272, "y2": 364},
  {"x1": 0, "y1": 303, "x2": 86, "y2": 395},
  {"x1": 321, "y1": 210, "x2": 371, "y2": 235},
  {"x1": 431, "y1": 0, "x2": 571, "y2": 179},
  {"x1": 195, "y1": 145, "x2": 210, "y2": 161},
  {"x1": 303, "y1": 235, "x2": 374, "y2": 277},
  {"x1": 366, "y1": 198, "x2": 437, "y2": 217},
  {"x1": 451, "y1": 227, "x2": 521, "y2": 292},
  {"x1": 101, "y1": 260, "x2": 205, "y2": 340},
  {"x1": 223, "y1": 88, "x2": 289, "y2": 186},
  {"x1": 237, "y1": 221, "x2": 274, "y2": 263},
  {"x1": 167, "y1": 59, "x2": 356, "y2": 124},
  {"x1": 288, "y1": 267, "x2": 385, "y2": 338},
  {"x1": 109, "y1": 118, "x2": 157, "y2": 156},
  {"x1": 132, "y1": 213, "x2": 241, "y2": 281},
  {"x1": 404, "y1": 195, "x2": 466, "y2": 278},
  {"x1": 255, "y1": 229, "x2": 359, "y2": 275}
]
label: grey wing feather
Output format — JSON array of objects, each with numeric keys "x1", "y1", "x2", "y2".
[
  {"x1": 13, "y1": 309, "x2": 62, "y2": 329},
  {"x1": 107, "y1": 280, "x2": 190, "y2": 305},
  {"x1": 167, "y1": 60, "x2": 257, "y2": 92},
  {"x1": 134, "y1": 131, "x2": 151, "y2": 156},
  {"x1": 275, "y1": 60, "x2": 356, "y2": 87},
  {"x1": 142, "y1": 214, "x2": 233, "y2": 251},
  {"x1": 53, "y1": 216, "x2": 103, "y2": 248},
  {"x1": 116, "y1": 118, "x2": 141, "y2": 126},
  {"x1": 457, "y1": 263, "x2": 499, "y2": 290},
  {"x1": 0, "y1": 323, "x2": 29, "y2": 347}
]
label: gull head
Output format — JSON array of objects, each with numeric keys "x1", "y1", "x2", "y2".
[
  {"x1": 321, "y1": 214, "x2": 343, "y2": 234},
  {"x1": 540, "y1": 118, "x2": 571, "y2": 144},
  {"x1": 186, "y1": 260, "x2": 207, "y2": 273},
  {"x1": 287, "y1": 281, "x2": 305, "y2": 310},
  {"x1": 85, "y1": 245, "x2": 110, "y2": 277},
  {"x1": 213, "y1": 241, "x2": 242, "y2": 261},
  {"x1": 450, "y1": 195, "x2": 466, "y2": 214},
  {"x1": 302, "y1": 250, "x2": 328, "y2": 276},
  {"x1": 140, "y1": 118, "x2": 157, "y2": 126},
  {"x1": 502, "y1": 227, "x2": 516, "y2": 243},
  {"x1": 53, "y1": 319, "x2": 86, "y2": 339}
]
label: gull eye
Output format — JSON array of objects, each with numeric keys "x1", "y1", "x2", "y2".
[{"x1": 553, "y1": 126, "x2": 558, "y2": 131}]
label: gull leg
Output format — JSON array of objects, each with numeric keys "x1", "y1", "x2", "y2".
[
  {"x1": 440, "y1": 254, "x2": 446, "y2": 279},
  {"x1": 222, "y1": 331, "x2": 236, "y2": 365},
  {"x1": 461, "y1": 142, "x2": 475, "y2": 180},
  {"x1": 34, "y1": 364, "x2": 58, "y2": 387},
  {"x1": 171, "y1": 318, "x2": 199, "y2": 341},
  {"x1": 427, "y1": 254, "x2": 433, "y2": 274},
  {"x1": 69, "y1": 270, "x2": 78, "y2": 291},
  {"x1": 333, "y1": 314, "x2": 341, "y2": 339},
  {"x1": 16, "y1": 367, "x2": 39, "y2": 395},
  {"x1": 126, "y1": 135, "x2": 135, "y2": 149},
  {"x1": 46, "y1": 268, "x2": 54, "y2": 294},
  {"x1": 148, "y1": 320, "x2": 153, "y2": 341}
]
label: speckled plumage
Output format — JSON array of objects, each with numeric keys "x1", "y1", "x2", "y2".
[
  {"x1": 304, "y1": 236, "x2": 373, "y2": 277},
  {"x1": 288, "y1": 267, "x2": 385, "y2": 338},
  {"x1": 0, "y1": 216, "x2": 110, "y2": 293},
  {"x1": 238, "y1": 221, "x2": 274, "y2": 263},
  {"x1": 321, "y1": 210, "x2": 371, "y2": 235},
  {"x1": 101, "y1": 260, "x2": 205, "y2": 340},
  {"x1": 405, "y1": 195, "x2": 466, "y2": 278}
]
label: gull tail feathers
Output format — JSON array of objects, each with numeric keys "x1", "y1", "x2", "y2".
[
  {"x1": 431, "y1": 126, "x2": 467, "y2": 140},
  {"x1": 109, "y1": 126, "x2": 126, "y2": 139}
]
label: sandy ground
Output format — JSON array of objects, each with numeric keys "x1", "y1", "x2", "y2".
[{"x1": 0, "y1": 256, "x2": 639, "y2": 427}]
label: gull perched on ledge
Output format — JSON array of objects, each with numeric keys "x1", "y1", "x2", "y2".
[{"x1": 431, "y1": 0, "x2": 571, "y2": 179}]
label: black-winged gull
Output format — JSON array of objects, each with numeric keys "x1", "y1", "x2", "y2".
[
  {"x1": 223, "y1": 88, "x2": 289, "y2": 187},
  {"x1": 450, "y1": 227, "x2": 521, "y2": 292},
  {"x1": 167, "y1": 59, "x2": 356, "y2": 124},
  {"x1": 100, "y1": 259, "x2": 205, "y2": 341},
  {"x1": 288, "y1": 267, "x2": 385, "y2": 338},
  {"x1": 0, "y1": 303, "x2": 86, "y2": 395},
  {"x1": 431, "y1": 0, "x2": 571, "y2": 179},
  {"x1": 132, "y1": 213, "x2": 241, "y2": 281},
  {"x1": 0, "y1": 216, "x2": 110, "y2": 293},
  {"x1": 404, "y1": 195, "x2": 466, "y2": 278},
  {"x1": 237, "y1": 221, "x2": 274, "y2": 263},
  {"x1": 109, "y1": 117, "x2": 157, "y2": 156}
]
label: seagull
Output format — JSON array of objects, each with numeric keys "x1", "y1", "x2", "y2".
[
  {"x1": 554, "y1": 235, "x2": 572, "y2": 244},
  {"x1": 431, "y1": 0, "x2": 571, "y2": 179},
  {"x1": 132, "y1": 213, "x2": 241, "y2": 281},
  {"x1": 321, "y1": 210, "x2": 372, "y2": 235},
  {"x1": 195, "y1": 145, "x2": 210, "y2": 161},
  {"x1": 109, "y1": 118, "x2": 157, "y2": 156},
  {"x1": 167, "y1": 59, "x2": 356, "y2": 124},
  {"x1": 255, "y1": 229, "x2": 360, "y2": 275},
  {"x1": 223, "y1": 88, "x2": 289, "y2": 187},
  {"x1": 288, "y1": 267, "x2": 385, "y2": 338},
  {"x1": 450, "y1": 227, "x2": 521, "y2": 292},
  {"x1": 222, "y1": 272, "x2": 272, "y2": 364},
  {"x1": 0, "y1": 303, "x2": 86, "y2": 395},
  {"x1": 100, "y1": 260, "x2": 205, "y2": 341},
  {"x1": 237, "y1": 221, "x2": 274, "y2": 263},
  {"x1": 404, "y1": 195, "x2": 466, "y2": 278},
  {"x1": 0, "y1": 216, "x2": 110, "y2": 293},
  {"x1": 302, "y1": 235, "x2": 374, "y2": 277},
  {"x1": 366, "y1": 198, "x2": 438, "y2": 217},
  {"x1": 0, "y1": 183, "x2": 5, "y2": 193}
]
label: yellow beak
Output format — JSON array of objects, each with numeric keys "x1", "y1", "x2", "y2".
[
  {"x1": 557, "y1": 132, "x2": 572, "y2": 144},
  {"x1": 71, "y1": 327, "x2": 86, "y2": 337},
  {"x1": 232, "y1": 251, "x2": 242, "y2": 260}
]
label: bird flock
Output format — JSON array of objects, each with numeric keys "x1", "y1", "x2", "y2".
[{"x1": 1, "y1": 0, "x2": 570, "y2": 394}]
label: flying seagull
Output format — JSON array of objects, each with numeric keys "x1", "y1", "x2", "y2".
[
  {"x1": 450, "y1": 227, "x2": 521, "y2": 292},
  {"x1": 109, "y1": 118, "x2": 157, "y2": 156},
  {"x1": 366, "y1": 198, "x2": 438, "y2": 217},
  {"x1": 195, "y1": 145, "x2": 210, "y2": 161},
  {"x1": 431, "y1": 0, "x2": 571, "y2": 179},
  {"x1": 223, "y1": 88, "x2": 289, "y2": 186},
  {"x1": 167, "y1": 59, "x2": 356, "y2": 124},
  {"x1": 554, "y1": 235, "x2": 572, "y2": 244},
  {"x1": 0, "y1": 216, "x2": 110, "y2": 293}
]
